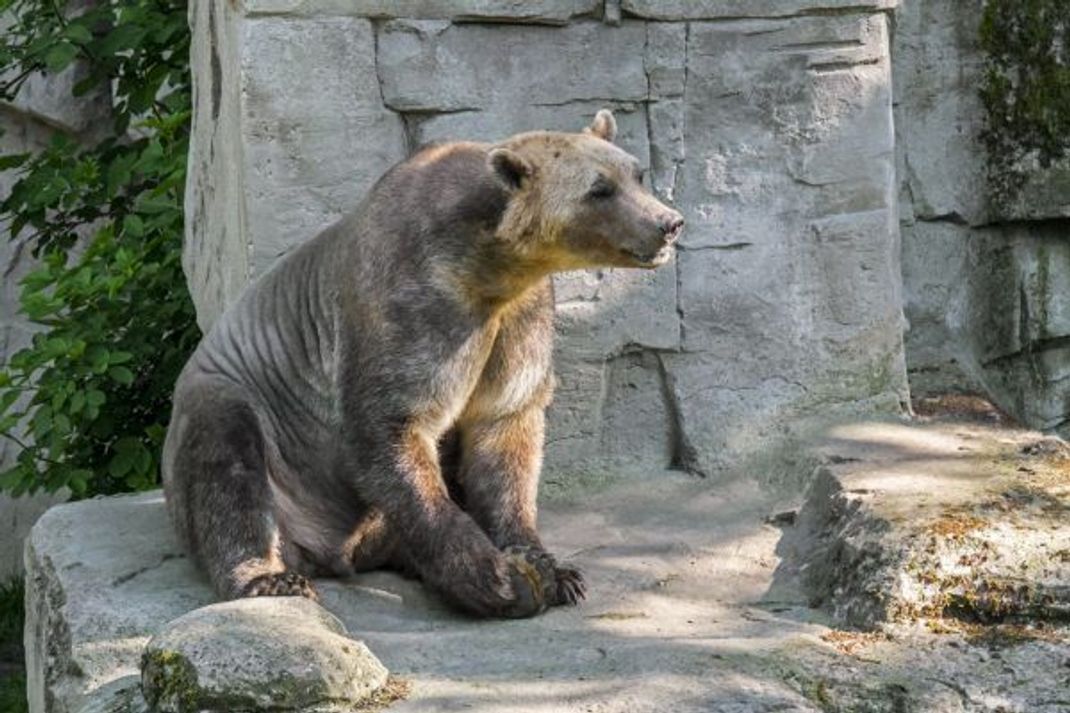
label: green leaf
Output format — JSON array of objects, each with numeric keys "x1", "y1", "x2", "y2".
[
  {"x1": 96, "y1": 23, "x2": 148, "y2": 56},
  {"x1": 64, "y1": 24, "x2": 93, "y2": 45},
  {"x1": 122, "y1": 214, "x2": 144, "y2": 237},
  {"x1": 0, "y1": 389, "x2": 20, "y2": 414},
  {"x1": 44, "y1": 43, "x2": 78, "y2": 73},
  {"x1": 68, "y1": 469, "x2": 92, "y2": 496},
  {"x1": 108, "y1": 449, "x2": 134, "y2": 478},
  {"x1": 87, "y1": 345, "x2": 110, "y2": 373},
  {"x1": 108, "y1": 366, "x2": 134, "y2": 386}
]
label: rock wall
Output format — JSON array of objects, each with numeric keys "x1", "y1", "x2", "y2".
[
  {"x1": 0, "y1": 59, "x2": 110, "y2": 579},
  {"x1": 895, "y1": 0, "x2": 1070, "y2": 434},
  {"x1": 185, "y1": 0, "x2": 910, "y2": 485}
]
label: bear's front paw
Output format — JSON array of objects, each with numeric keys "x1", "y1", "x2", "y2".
[
  {"x1": 240, "y1": 571, "x2": 319, "y2": 601},
  {"x1": 501, "y1": 545, "x2": 553, "y2": 618},
  {"x1": 502, "y1": 545, "x2": 585, "y2": 612}
]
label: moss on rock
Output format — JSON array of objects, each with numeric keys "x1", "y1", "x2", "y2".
[
  {"x1": 979, "y1": 0, "x2": 1070, "y2": 206},
  {"x1": 141, "y1": 649, "x2": 198, "y2": 713}
]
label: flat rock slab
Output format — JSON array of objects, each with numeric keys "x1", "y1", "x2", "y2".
[
  {"x1": 24, "y1": 420, "x2": 1070, "y2": 712},
  {"x1": 784, "y1": 419, "x2": 1070, "y2": 630}
]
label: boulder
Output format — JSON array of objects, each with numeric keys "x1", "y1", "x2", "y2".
[{"x1": 141, "y1": 598, "x2": 388, "y2": 712}]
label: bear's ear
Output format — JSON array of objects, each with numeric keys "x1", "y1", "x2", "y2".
[
  {"x1": 585, "y1": 109, "x2": 617, "y2": 143},
  {"x1": 488, "y1": 148, "x2": 533, "y2": 191}
]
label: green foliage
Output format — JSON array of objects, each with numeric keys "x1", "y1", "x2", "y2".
[
  {"x1": 0, "y1": 578, "x2": 26, "y2": 713},
  {"x1": 0, "y1": 1, "x2": 199, "y2": 497},
  {"x1": 979, "y1": 0, "x2": 1070, "y2": 200},
  {"x1": 0, "y1": 673, "x2": 27, "y2": 713},
  {"x1": 0, "y1": 578, "x2": 22, "y2": 647}
]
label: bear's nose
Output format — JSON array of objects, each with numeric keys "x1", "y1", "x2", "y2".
[{"x1": 661, "y1": 214, "x2": 684, "y2": 242}]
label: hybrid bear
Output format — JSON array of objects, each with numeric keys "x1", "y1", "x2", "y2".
[{"x1": 162, "y1": 110, "x2": 684, "y2": 617}]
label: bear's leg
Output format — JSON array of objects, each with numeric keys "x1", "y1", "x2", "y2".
[
  {"x1": 359, "y1": 428, "x2": 548, "y2": 618},
  {"x1": 454, "y1": 407, "x2": 586, "y2": 606},
  {"x1": 165, "y1": 384, "x2": 316, "y2": 601}
]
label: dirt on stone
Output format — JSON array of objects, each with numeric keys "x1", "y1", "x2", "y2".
[{"x1": 911, "y1": 393, "x2": 1016, "y2": 424}]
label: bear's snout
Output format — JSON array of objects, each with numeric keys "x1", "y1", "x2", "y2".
[{"x1": 660, "y1": 213, "x2": 684, "y2": 244}]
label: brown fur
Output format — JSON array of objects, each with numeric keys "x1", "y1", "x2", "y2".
[{"x1": 162, "y1": 110, "x2": 683, "y2": 617}]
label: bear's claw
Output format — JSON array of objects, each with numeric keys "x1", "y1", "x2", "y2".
[
  {"x1": 503, "y1": 545, "x2": 585, "y2": 611},
  {"x1": 241, "y1": 571, "x2": 319, "y2": 601},
  {"x1": 554, "y1": 565, "x2": 586, "y2": 606}
]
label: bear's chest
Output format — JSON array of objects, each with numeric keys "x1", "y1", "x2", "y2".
[
  {"x1": 417, "y1": 312, "x2": 552, "y2": 435},
  {"x1": 414, "y1": 322, "x2": 505, "y2": 435}
]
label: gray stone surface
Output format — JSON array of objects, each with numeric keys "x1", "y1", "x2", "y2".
[
  {"x1": 24, "y1": 419, "x2": 1070, "y2": 712},
  {"x1": 376, "y1": 19, "x2": 647, "y2": 112},
  {"x1": 889, "y1": 0, "x2": 1067, "y2": 226},
  {"x1": 902, "y1": 221, "x2": 1070, "y2": 432},
  {"x1": 242, "y1": 16, "x2": 407, "y2": 279},
  {"x1": 243, "y1": 0, "x2": 599, "y2": 24},
  {"x1": 183, "y1": 0, "x2": 256, "y2": 334},
  {"x1": 893, "y1": 0, "x2": 988, "y2": 226},
  {"x1": 620, "y1": 0, "x2": 897, "y2": 20},
  {"x1": 141, "y1": 598, "x2": 388, "y2": 712},
  {"x1": 0, "y1": 492, "x2": 61, "y2": 581},
  {"x1": 784, "y1": 420, "x2": 1070, "y2": 629},
  {"x1": 185, "y1": 3, "x2": 913, "y2": 484},
  {"x1": 894, "y1": 0, "x2": 1070, "y2": 433},
  {"x1": 669, "y1": 13, "x2": 908, "y2": 474}
]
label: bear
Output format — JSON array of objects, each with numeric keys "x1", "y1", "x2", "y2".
[{"x1": 161, "y1": 110, "x2": 684, "y2": 618}]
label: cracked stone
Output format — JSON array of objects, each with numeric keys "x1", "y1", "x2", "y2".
[
  {"x1": 621, "y1": 0, "x2": 898, "y2": 20},
  {"x1": 376, "y1": 19, "x2": 648, "y2": 112},
  {"x1": 781, "y1": 419, "x2": 1070, "y2": 630},
  {"x1": 242, "y1": 0, "x2": 600, "y2": 24}
]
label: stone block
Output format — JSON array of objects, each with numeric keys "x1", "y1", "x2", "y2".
[
  {"x1": 553, "y1": 261, "x2": 678, "y2": 359},
  {"x1": 243, "y1": 0, "x2": 600, "y2": 24},
  {"x1": 184, "y1": 0, "x2": 255, "y2": 331},
  {"x1": 892, "y1": 0, "x2": 989, "y2": 226},
  {"x1": 376, "y1": 19, "x2": 648, "y2": 112},
  {"x1": 894, "y1": 0, "x2": 1070, "y2": 226},
  {"x1": 621, "y1": 0, "x2": 897, "y2": 20},
  {"x1": 644, "y1": 23, "x2": 686, "y2": 99},
  {"x1": 24, "y1": 493, "x2": 214, "y2": 713},
  {"x1": 669, "y1": 13, "x2": 907, "y2": 473},
  {"x1": 647, "y1": 98, "x2": 684, "y2": 201},
  {"x1": 240, "y1": 17, "x2": 407, "y2": 278},
  {"x1": 544, "y1": 351, "x2": 678, "y2": 484}
]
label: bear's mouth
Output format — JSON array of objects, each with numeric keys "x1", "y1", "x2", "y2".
[{"x1": 621, "y1": 242, "x2": 675, "y2": 268}]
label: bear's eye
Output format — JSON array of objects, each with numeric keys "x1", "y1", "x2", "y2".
[
  {"x1": 633, "y1": 166, "x2": 645, "y2": 184},
  {"x1": 588, "y1": 177, "x2": 617, "y2": 200}
]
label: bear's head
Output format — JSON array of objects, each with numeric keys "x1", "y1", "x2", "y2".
[{"x1": 488, "y1": 110, "x2": 684, "y2": 271}]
